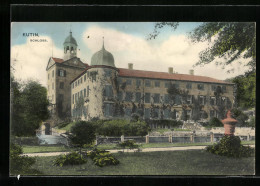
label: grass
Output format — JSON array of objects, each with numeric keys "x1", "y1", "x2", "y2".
[
  {"x1": 22, "y1": 140, "x2": 255, "y2": 153},
  {"x1": 54, "y1": 122, "x2": 76, "y2": 132},
  {"x1": 28, "y1": 150, "x2": 255, "y2": 175}
]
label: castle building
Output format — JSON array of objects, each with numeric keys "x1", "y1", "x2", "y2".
[
  {"x1": 46, "y1": 31, "x2": 88, "y2": 120},
  {"x1": 47, "y1": 32, "x2": 235, "y2": 124}
]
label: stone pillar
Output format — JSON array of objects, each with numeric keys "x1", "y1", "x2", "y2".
[
  {"x1": 121, "y1": 135, "x2": 124, "y2": 142},
  {"x1": 146, "y1": 135, "x2": 149, "y2": 144},
  {"x1": 247, "y1": 134, "x2": 250, "y2": 141},
  {"x1": 169, "y1": 135, "x2": 172, "y2": 143},
  {"x1": 210, "y1": 132, "x2": 214, "y2": 143},
  {"x1": 190, "y1": 134, "x2": 194, "y2": 143},
  {"x1": 95, "y1": 136, "x2": 98, "y2": 145}
]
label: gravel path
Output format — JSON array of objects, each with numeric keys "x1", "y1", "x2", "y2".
[{"x1": 23, "y1": 144, "x2": 255, "y2": 157}]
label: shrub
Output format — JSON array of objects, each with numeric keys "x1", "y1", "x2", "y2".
[
  {"x1": 209, "y1": 117, "x2": 223, "y2": 127},
  {"x1": 53, "y1": 151, "x2": 87, "y2": 167},
  {"x1": 231, "y1": 108, "x2": 249, "y2": 126},
  {"x1": 146, "y1": 119, "x2": 183, "y2": 128},
  {"x1": 117, "y1": 140, "x2": 140, "y2": 150},
  {"x1": 96, "y1": 119, "x2": 150, "y2": 136},
  {"x1": 92, "y1": 152, "x2": 120, "y2": 167},
  {"x1": 57, "y1": 122, "x2": 70, "y2": 129},
  {"x1": 10, "y1": 143, "x2": 39, "y2": 175},
  {"x1": 206, "y1": 135, "x2": 254, "y2": 158},
  {"x1": 86, "y1": 149, "x2": 109, "y2": 160},
  {"x1": 69, "y1": 121, "x2": 96, "y2": 152}
]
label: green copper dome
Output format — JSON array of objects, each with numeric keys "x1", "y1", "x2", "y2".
[
  {"x1": 90, "y1": 42, "x2": 115, "y2": 67},
  {"x1": 63, "y1": 31, "x2": 78, "y2": 46}
]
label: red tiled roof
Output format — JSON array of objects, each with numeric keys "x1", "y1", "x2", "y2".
[
  {"x1": 118, "y1": 68, "x2": 233, "y2": 84},
  {"x1": 52, "y1": 57, "x2": 64, "y2": 63}
]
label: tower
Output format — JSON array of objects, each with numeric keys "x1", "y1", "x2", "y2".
[{"x1": 63, "y1": 31, "x2": 78, "y2": 60}]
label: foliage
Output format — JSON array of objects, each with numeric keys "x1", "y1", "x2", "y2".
[
  {"x1": 231, "y1": 108, "x2": 249, "y2": 127},
  {"x1": 69, "y1": 121, "x2": 96, "y2": 150},
  {"x1": 206, "y1": 135, "x2": 254, "y2": 158},
  {"x1": 96, "y1": 119, "x2": 150, "y2": 137},
  {"x1": 230, "y1": 72, "x2": 255, "y2": 108},
  {"x1": 57, "y1": 122, "x2": 70, "y2": 129},
  {"x1": 92, "y1": 152, "x2": 120, "y2": 167},
  {"x1": 149, "y1": 22, "x2": 255, "y2": 73},
  {"x1": 10, "y1": 143, "x2": 39, "y2": 175},
  {"x1": 248, "y1": 116, "x2": 255, "y2": 128},
  {"x1": 11, "y1": 79, "x2": 49, "y2": 136},
  {"x1": 209, "y1": 117, "x2": 223, "y2": 127},
  {"x1": 72, "y1": 96, "x2": 85, "y2": 120},
  {"x1": 117, "y1": 140, "x2": 140, "y2": 151},
  {"x1": 86, "y1": 148, "x2": 109, "y2": 159},
  {"x1": 53, "y1": 151, "x2": 87, "y2": 167}
]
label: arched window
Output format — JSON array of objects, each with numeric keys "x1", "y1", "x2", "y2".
[{"x1": 66, "y1": 46, "x2": 69, "y2": 53}]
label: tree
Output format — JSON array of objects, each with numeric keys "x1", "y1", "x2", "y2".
[
  {"x1": 68, "y1": 121, "x2": 96, "y2": 154},
  {"x1": 11, "y1": 79, "x2": 49, "y2": 136},
  {"x1": 149, "y1": 22, "x2": 256, "y2": 73}
]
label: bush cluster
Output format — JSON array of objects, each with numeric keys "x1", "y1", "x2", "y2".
[
  {"x1": 206, "y1": 135, "x2": 254, "y2": 158},
  {"x1": 92, "y1": 152, "x2": 120, "y2": 167},
  {"x1": 53, "y1": 152, "x2": 87, "y2": 167},
  {"x1": 10, "y1": 143, "x2": 39, "y2": 175},
  {"x1": 95, "y1": 119, "x2": 150, "y2": 136},
  {"x1": 209, "y1": 117, "x2": 223, "y2": 127},
  {"x1": 86, "y1": 149, "x2": 109, "y2": 159},
  {"x1": 117, "y1": 140, "x2": 140, "y2": 150}
]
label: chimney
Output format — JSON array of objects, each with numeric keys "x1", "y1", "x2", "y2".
[
  {"x1": 189, "y1": 69, "x2": 194, "y2": 75},
  {"x1": 128, "y1": 63, "x2": 133, "y2": 70},
  {"x1": 168, "y1": 67, "x2": 173, "y2": 74}
]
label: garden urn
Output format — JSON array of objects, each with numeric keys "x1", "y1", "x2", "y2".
[{"x1": 221, "y1": 110, "x2": 237, "y2": 136}]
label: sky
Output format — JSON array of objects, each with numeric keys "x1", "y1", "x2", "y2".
[{"x1": 11, "y1": 22, "x2": 250, "y2": 87}]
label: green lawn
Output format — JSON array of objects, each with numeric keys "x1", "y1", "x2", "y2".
[
  {"x1": 28, "y1": 150, "x2": 255, "y2": 175},
  {"x1": 22, "y1": 140, "x2": 255, "y2": 153}
]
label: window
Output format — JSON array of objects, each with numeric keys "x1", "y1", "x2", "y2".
[
  {"x1": 164, "y1": 109, "x2": 171, "y2": 119},
  {"x1": 60, "y1": 82, "x2": 64, "y2": 89},
  {"x1": 80, "y1": 90, "x2": 83, "y2": 97},
  {"x1": 80, "y1": 78, "x2": 82, "y2": 84},
  {"x1": 145, "y1": 80, "x2": 151, "y2": 87},
  {"x1": 221, "y1": 97, "x2": 226, "y2": 105},
  {"x1": 52, "y1": 82, "x2": 54, "y2": 90},
  {"x1": 155, "y1": 81, "x2": 160, "y2": 87},
  {"x1": 126, "y1": 79, "x2": 132, "y2": 85},
  {"x1": 84, "y1": 88, "x2": 86, "y2": 97},
  {"x1": 105, "y1": 69, "x2": 112, "y2": 77},
  {"x1": 136, "y1": 79, "x2": 141, "y2": 87},
  {"x1": 125, "y1": 92, "x2": 132, "y2": 102},
  {"x1": 164, "y1": 94, "x2": 170, "y2": 103},
  {"x1": 210, "y1": 110, "x2": 215, "y2": 118},
  {"x1": 153, "y1": 94, "x2": 160, "y2": 103},
  {"x1": 125, "y1": 108, "x2": 132, "y2": 117},
  {"x1": 117, "y1": 77, "x2": 122, "y2": 84},
  {"x1": 186, "y1": 83, "x2": 192, "y2": 89},
  {"x1": 87, "y1": 86, "x2": 89, "y2": 97},
  {"x1": 52, "y1": 95, "x2": 54, "y2": 101},
  {"x1": 211, "y1": 85, "x2": 216, "y2": 91},
  {"x1": 144, "y1": 108, "x2": 150, "y2": 119},
  {"x1": 59, "y1": 69, "x2": 64, "y2": 77},
  {"x1": 48, "y1": 73, "x2": 50, "y2": 80},
  {"x1": 145, "y1": 93, "x2": 150, "y2": 103},
  {"x1": 75, "y1": 93, "x2": 78, "y2": 102},
  {"x1": 75, "y1": 81, "x2": 77, "y2": 87},
  {"x1": 104, "y1": 85, "x2": 113, "y2": 97},
  {"x1": 135, "y1": 92, "x2": 141, "y2": 102},
  {"x1": 199, "y1": 96, "x2": 206, "y2": 105},
  {"x1": 78, "y1": 79, "x2": 80, "y2": 85},
  {"x1": 171, "y1": 83, "x2": 179, "y2": 89},
  {"x1": 187, "y1": 110, "x2": 192, "y2": 120},
  {"x1": 52, "y1": 70, "x2": 54, "y2": 77},
  {"x1": 222, "y1": 86, "x2": 227, "y2": 93},
  {"x1": 152, "y1": 108, "x2": 159, "y2": 118},
  {"x1": 58, "y1": 94, "x2": 64, "y2": 101},
  {"x1": 186, "y1": 95, "x2": 192, "y2": 104},
  {"x1": 72, "y1": 83, "x2": 74, "y2": 89},
  {"x1": 174, "y1": 95, "x2": 182, "y2": 105},
  {"x1": 197, "y1": 84, "x2": 204, "y2": 90},
  {"x1": 72, "y1": 94, "x2": 74, "y2": 104},
  {"x1": 104, "y1": 103, "x2": 113, "y2": 117},
  {"x1": 210, "y1": 97, "x2": 216, "y2": 105},
  {"x1": 118, "y1": 91, "x2": 123, "y2": 101},
  {"x1": 84, "y1": 75, "x2": 86, "y2": 82},
  {"x1": 165, "y1": 82, "x2": 170, "y2": 88}
]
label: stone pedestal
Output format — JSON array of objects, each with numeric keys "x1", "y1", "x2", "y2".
[
  {"x1": 221, "y1": 110, "x2": 237, "y2": 136},
  {"x1": 146, "y1": 135, "x2": 149, "y2": 144}
]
